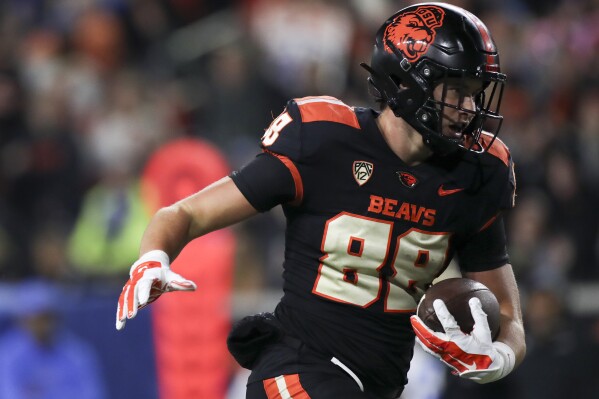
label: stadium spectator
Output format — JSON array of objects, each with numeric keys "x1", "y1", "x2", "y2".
[{"x1": 0, "y1": 279, "x2": 107, "y2": 399}]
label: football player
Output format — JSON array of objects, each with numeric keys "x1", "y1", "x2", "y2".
[{"x1": 116, "y1": 3, "x2": 526, "y2": 398}]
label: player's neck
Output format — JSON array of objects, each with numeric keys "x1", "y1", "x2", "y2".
[{"x1": 376, "y1": 108, "x2": 433, "y2": 166}]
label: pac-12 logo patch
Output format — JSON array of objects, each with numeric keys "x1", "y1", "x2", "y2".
[
  {"x1": 353, "y1": 161, "x2": 373, "y2": 186},
  {"x1": 397, "y1": 171, "x2": 419, "y2": 188}
]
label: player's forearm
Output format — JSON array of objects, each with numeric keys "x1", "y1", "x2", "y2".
[
  {"x1": 139, "y1": 204, "x2": 195, "y2": 261},
  {"x1": 465, "y1": 264, "x2": 526, "y2": 367},
  {"x1": 497, "y1": 313, "x2": 526, "y2": 367},
  {"x1": 495, "y1": 272, "x2": 526, "y2": 368},
  {"x1": 138, "y1": 177, "x2": 259, "y2": 261}
]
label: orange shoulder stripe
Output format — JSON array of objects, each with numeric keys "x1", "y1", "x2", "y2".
[
  {"x1": 479, "y1": 213, "x2": 499, "y2": 232},
  {"x1": 295, "y1": 96, "x2": 360, "y2": 129},
  {"x1": 481, "y1": 133, "x2": 510, "y2": 166},
  {"x1": 264, "y1": 150, "x2": 304, "y2": 206}
]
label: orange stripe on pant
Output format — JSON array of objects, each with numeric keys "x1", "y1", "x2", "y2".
[{"x1": 263, "y1": 374, "x2": 311, "y2": 399}]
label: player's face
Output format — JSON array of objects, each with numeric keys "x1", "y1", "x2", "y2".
[{"x1": 433, "y1": 78, "x2": 481, "y2": 140}]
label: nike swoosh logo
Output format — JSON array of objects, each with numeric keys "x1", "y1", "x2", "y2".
[
  {"x1": 438, "y1": 185, "x2": 465, "y2": 196},
  {"x1": 454, "y1": 358, "x2": 477, "y2": 371}
]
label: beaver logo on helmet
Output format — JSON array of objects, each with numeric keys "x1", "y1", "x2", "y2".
[{"x1": 384, "y1": 5, "x2": 445, "y2": 62}]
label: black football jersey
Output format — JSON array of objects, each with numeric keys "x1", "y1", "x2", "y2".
[{"x1": 230, "y1": 96, "x2": 515, "y2": 394}]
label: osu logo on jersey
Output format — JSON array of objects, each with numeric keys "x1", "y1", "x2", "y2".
[
  {"x1": 353, "y1": 161, "x2": 373, "y2": 186},
  {"x1": 397, "y1": 171, "x2": 418, "y2": 188},
  {"x1": 384, "y1": 5, "x2": 445, "y2": 62}
]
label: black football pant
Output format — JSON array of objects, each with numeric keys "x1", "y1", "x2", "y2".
[
  {"x1": 244, "y1": 339, "x2": 400, "y2": 399},
  {"x1": 246, "y1": 371, "x2": 375, "y2": 399}
]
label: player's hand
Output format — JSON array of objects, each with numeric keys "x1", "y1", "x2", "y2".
[
  {"x1": 410, "y1": 298, "x2": 515, "y2": 384},
  {"x1": 116, "y1": 250, "x2": 197, "y2": 331}
]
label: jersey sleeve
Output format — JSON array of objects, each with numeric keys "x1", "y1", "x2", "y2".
[
  {"x1": 457, "y1": 214, "x2": 510, "y2": 272},
  {"x1": 229, "y1": 152, "x2": 297, "y2": 212},
  {"x1": 260, "y1": 99, "x2": 303, "y2": 161},
  {"x1": 260, "y1": 96, "x2": 361, "y2": 161},
  {"x1": 481, "y1": 134, "x2": 517, "y2": 211},
  {"x1": 235, "y1": 96, "x2": 361, "y2": 211}
]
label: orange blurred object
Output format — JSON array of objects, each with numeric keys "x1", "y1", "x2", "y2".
[{"x1": 142, "y1": 138, "x2": 236, "y2": 399}]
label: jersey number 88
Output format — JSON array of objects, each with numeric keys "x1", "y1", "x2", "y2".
[{"x1": 313, "y1": 212, "x2": 450, "y2": 312}]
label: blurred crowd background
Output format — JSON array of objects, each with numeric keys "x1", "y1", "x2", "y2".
[{"x1": 0, "y1": 0, "x2": 598, "y2": 398}]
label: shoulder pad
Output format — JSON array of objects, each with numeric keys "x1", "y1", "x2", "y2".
[
  {"x1": 294, "y1": 96, "x2": 360, "y2": 129},
  {"x1": 260, "y1": 97, "x2": 360, "y2": 161},
  {"x1": 480, "y1": 133, "x2": 510, "y2": 167},
  {"x1": 480, "y1": 133, "x2": 516, "y2": 209},
  {"x1": 260, "y1": 100, "x2": 301, "y2": 160}
]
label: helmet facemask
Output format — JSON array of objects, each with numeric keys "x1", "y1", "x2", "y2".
[{"x1": 418, "y1": 67, "x2": 506, "y2": 155}]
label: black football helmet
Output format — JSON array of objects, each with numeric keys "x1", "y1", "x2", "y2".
[{"x1": 361, "y1": 2, "x2": 506, "y2": 155}]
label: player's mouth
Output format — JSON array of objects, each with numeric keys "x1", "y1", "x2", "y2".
[{"x1": 444, "y1": 122, "x2": 467, "y2": 139}]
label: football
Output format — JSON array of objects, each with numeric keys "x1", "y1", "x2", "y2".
[{"x1": 417, "y1": 277, "x2": 501, "y2": 340}]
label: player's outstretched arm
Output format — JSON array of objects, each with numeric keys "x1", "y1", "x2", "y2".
[{"x1": 116, "y1": 176, "x2": 258, "y2": 330}]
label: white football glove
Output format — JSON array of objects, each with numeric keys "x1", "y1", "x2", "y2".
[
  {"x1": 116, "y1": 250, "x2": 196, "y2": 330},
  {"x1": 410, "y1": 297, "x2": 515, "y2": 384}
]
